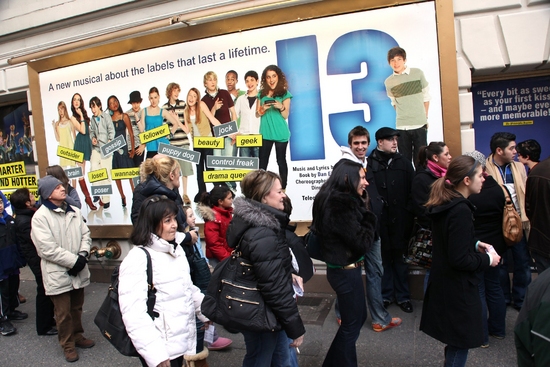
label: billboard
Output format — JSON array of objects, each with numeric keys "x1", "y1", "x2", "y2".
[{"x1": 37, "y1": 2, "x2": 442, "y2": 224}]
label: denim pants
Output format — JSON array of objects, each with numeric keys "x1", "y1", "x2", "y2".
[
  {"x1": 499, "y1": 235, "x2": 531, "y2": 307},
  {"x1": 259, "y1": 140, "x2": 288, "y2": 189},
  {"x1": 364, "y1": 238, "x2": 391, "y2": 326},
  {"x1": 323, "y1": 266, "x2": 366, "y2": 367},
  {"x1": 381, "y1": 246, "x2": 411, "y2": 304},
  {"x1": 242, "y1": 330, "x2": 290, "y2": 367},
  {"x1": 478, "y1": 266, "x2": 506, "y2": 344},
  {"x1": 444, "y1": 345, "x2": 469, "y2": 367},
  {"x1": 239, "y1": 146, "x2": 259, "y2": 158},
  {"x1": 213, "y1": 137, "x2": 237, "y2": 189}
]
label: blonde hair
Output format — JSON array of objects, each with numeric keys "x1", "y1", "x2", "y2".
[
  {"x1": 140, "y1": 156, "x2": 179, "y2": 185},
  {"x1": 203, "y1": 71, "x2": 217, "y2": 86},
  {"x1": 165, "y1": 82, "x2": 180, "y2": 99},
  {"x1": 57, "y1": 101, "x2": 69, "y2": 120},
  {"x1": 241, "y1": 170, "x2": 281, "y2": 203}
]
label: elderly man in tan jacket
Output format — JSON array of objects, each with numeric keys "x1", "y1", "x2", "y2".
[
  {"x1": 31, "y1": 175, "x2": 94, "y2": 363},
  {"x1": 485, "y1": 132, "x2": 531, "y2": 312}
]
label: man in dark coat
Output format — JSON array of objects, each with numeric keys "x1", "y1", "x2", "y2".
[
  {"x1": 525, "y1": 156, "x2": 550, "y2": 273},
  {"x1": 10, "y1": 188, "x2": 57, "y2": 336},
  {"x1": 368, "y1": 127, "x2": 415, "y2": 313}
]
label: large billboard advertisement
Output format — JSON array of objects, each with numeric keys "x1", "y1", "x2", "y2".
[{"x1": 38, "y1": 2, "x2": 442, "y2": 224}]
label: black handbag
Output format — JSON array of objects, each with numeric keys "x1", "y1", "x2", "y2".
[
  {"x1": 190, "y1": 243, "x2": 211, "y2": 293},
  {"x1": 201, "y1": 234, "x2": 281, "y2": 333},
  {"x1": 94, "y1": 247, "x2": 158, "y2": 357},
  {"x1": 305, "y1": 227, "x2": 324, "y2": 262},
  {"x1": 404, "y1": 226, "x2": 433, "y2": 269}
]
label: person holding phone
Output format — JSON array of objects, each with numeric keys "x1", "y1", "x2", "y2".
[{"x1": 256, "y1": 65, "x2": 292, "y2": 190}]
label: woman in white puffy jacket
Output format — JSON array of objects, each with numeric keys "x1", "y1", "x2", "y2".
[{"x1": 119, "y1": 195, "x2": 210, "y2": 367}]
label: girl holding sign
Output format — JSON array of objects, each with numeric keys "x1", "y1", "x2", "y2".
[
  {"x1": 52, "y1": 101, "x2": 75, "y2": 169},
  {"x1": 138, "y1": 87, "x2": 183, "y2": 159},
  {"x1": 107, "y1": 95, "x2": 136, "y2": 207},
  {"x1": 256, "y1": 65, "x2": 292, "y2": 190},
  {"x1": 69, "y1": 93, "x2": 96, "y2": 211}
]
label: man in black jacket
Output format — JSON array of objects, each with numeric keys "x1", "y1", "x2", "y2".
[
  {"x1": 368, "y1": 127, "x2": 415, "y2": 313},
  {"x1": 10, "y1": 188, "x2": 57, "y2": 336}
]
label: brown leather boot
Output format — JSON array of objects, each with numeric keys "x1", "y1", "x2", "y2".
[
  {"x1": 184, "y1": 348, "x2": 209, "y2": 367},
  {"x1": 78, "y1": 179, "x2": 97, "y2": 210}
]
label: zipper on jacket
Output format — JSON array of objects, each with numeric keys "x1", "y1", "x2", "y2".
[
  {"x1": 225, "y1": 295, "x2": 259, "y2": 305},
  {"x1": 221, "y1": 279, "x2": 257, "y2": 291}
]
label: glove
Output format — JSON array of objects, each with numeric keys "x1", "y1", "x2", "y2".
[{"x1": 67, "y1": 255, "x2": 88, "y2": 276}]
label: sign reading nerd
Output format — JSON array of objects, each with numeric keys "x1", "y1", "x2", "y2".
[
  {"x1": 56, "y1": 146, "x2": 84, "y2": 163},
  {"x1": 213, "y1": 121, "x2": 238, "y2": 138},
  {"x1": 236, "y1": 134, "x2": 262, "y2": 147},
  {"x1": 88, "y1": 168, "x2": 109, "y2": 183},
  {"x1": 0, "y1": 161, "x2": 27, "y2": 178},
  {"x1": 204, "y1": 169, "x2": 252, "y2": 183},
  {"x1": 100, "y1": 134, "x2": 127, "y2": 158},
  {"x1": 139, "y1": 124, "x2": 170, "y2": 144},
  {"x1": 158, "y1": 143, "x2": 201, "y2": 164},
  {"x1": 193, "y1": 136, "x2": 225, "y2": 149}
]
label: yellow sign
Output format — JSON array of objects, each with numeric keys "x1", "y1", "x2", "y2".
[
  {"x1": 236, "y1": 134, "x2": 262, "y2": 147},
  {"x1": 203, "y1": 169, "x2": 251, "y2": 183},
  {"x1": 56, "y1": 146, "x2": 84, "y2": 163},
  {"x1": 111, "y1": 168, "x2": 140, "y2": 180},
  {"x1": 0, "y1": 175, "x2": 38, "y2": 190},
  {"x1": 0, "y1": 161, "x2": 26, "y2": 178},
  {"x1": 0, "y1": 188, "x2": 39, "y2": 201},
  {"x1": 503, "y1": 120, "x2": 533, "y2": 126},
  {"x1": 88, "y1": 168, "x2": 109, "y2": 182},
  {"x1": 139, "y1": 124, "x2": 170, "y2": 144},
  {"x1": 193, "y1": 137, "x2": 225, "y2": 149}
]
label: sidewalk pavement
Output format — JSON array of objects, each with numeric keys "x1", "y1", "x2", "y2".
[{"x1": 1, "y1": 267, "x2": 519, "y2": 367}]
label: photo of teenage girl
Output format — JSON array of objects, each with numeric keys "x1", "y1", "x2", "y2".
[
  {"x1": 69, "y1": 93, "x2": 96, "y2": 211},
  {"x1": 107, "y1": 95, "x2": 136, "y2": 207},
  {"x1": 257, "y1": 65, "x2": 292, "y2": 190},
  {"x1": 52, "y1": 101, "x2": 75, "y2": 169},
  {"x1": 138, "y1": 87, "x2": 182, "y2": 159},
  {"x1": 184, "y1": 88, "x2": 221, "y2": 202}
]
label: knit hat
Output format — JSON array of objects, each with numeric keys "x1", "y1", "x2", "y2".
[
  {"x1": 38, "y1": 175, "x2": 63, "y2": 200},
  {"x1": 464, "y1": 150, "x2": 487, "y2": 169}
]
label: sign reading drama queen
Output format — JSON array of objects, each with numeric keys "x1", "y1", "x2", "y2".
[{"x1": 39, "y1": 2, "x2": 442, "y2": 223}]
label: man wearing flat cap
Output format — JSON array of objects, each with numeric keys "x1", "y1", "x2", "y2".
[
  {"x1": 126, "y1": 90, "x2": 146, "y2": 168},
  {"x1": 368, "y1": 127, "x2": 415, "y2": 314},
  {"x1": 31, "y1": 175, "x2": 94, "y2": 363}
]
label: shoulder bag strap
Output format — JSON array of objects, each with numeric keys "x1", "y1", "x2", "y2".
[
  {"x1": 501, "y1": 184, "x2": 513, "y2": 203},
  {"x1": 139, "y1": 247, "x2": 158, "y2": 319}
]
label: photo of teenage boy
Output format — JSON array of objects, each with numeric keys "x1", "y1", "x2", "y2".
[
  {"x1": 125, "y1": 91, "x2": 146, "y2": 168},
  {"x1": 384, "y1": 47, "x2": 430, "y2": 165},
  {"x1": 235, "y1": 70, "x2": 260, "y2": 158},
  {"x1": 89, "y1": 96, "x2": 115, "y2": 209},
  {"x1": 257, "y1": 65, "x2": 292, "y2": 190},
  {"x1": 163, "y1": 82, "x2": 193, "y2": 205},
  {"x1": 201, "y1": 71, "x2": 237, "y2": 189},
  {"x1": 225, "y1": 70, "x2": 246, "y2": 102}
]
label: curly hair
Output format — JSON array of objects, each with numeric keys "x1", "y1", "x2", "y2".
[{"x1": 259, "y1": 65, "x2": 288, "y2": 98}]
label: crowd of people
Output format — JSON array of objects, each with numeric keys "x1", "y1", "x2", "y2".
[{"x1": 1, "y1": 51, "x2": 548, "y2": 367}]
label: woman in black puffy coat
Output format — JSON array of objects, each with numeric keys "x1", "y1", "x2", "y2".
[
  {"x1": 226, "y1": 170, "x2": 305, "y2": 367},
  {"x1": 312, "y1": 160, "x2": 377, "y2": 367}
]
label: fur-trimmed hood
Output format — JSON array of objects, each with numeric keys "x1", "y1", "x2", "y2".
[
  {"x1": 196, "y1": 204, "x2": 215, "y2": 222},
  {"x1": 226, "y1": 197, "x2": 288, "y2": 249}
]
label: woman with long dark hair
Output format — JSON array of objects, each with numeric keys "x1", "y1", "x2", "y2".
[
  {"x1": 256, "y1": 65, "x2": 292, "y2": 189},
  {"x1": 69, "y1": 93, "x2": 96, "y2": 210},
  {"x1": 420, "y1": 155, "x2": 501, "y2": 367},
  {"x1": 226, "y1": 170, "x2": 305, "y2": 366},
  {"x1": 312, "y1": 160, "x2": 377, "y2": 366},
  {"x1": 119, "y1": 196, "x2": 210, "y2": 367}
]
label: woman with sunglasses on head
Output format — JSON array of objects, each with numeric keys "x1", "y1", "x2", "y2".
[
  {"x1": 226, "y1": 170, "x2": 305, "y2": 367},
  {"x1": 420, "y1": 155, "x2": 501, "y2": 367},
  {"x1": 119, "y1": 196, "x2": 210, "y2": 367},
  {"x1": 312, "y1": 160, "x2": 377, "y2": 367}
]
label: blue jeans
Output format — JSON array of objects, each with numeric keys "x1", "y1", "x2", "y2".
[
  {"x1": 239, "y1": 146, "x2": 259, "y2": 158},
  {"x1": 324, "y1": 266, "x2": 366, "y2": 367},
  {"x1": 381, "y1": 246, "x2": 411, "y2": 304},
  {"x1": 242, "y1": 330, "x2": 290, "y2": 367},
  {"x1": 499, "y1": 234, "x2": 531, "y2": 307},
  {"x1": 444, "y1": 346, "x2": 469, "y2": 367},
  {"x1": 478, "y1": 265, "x2": 506, "y2": 344},
  {"x1": 213, "y1": 137, "x2": 237, "y2": 189},
  {"x1": 364, "y1": 238, "x2": 391, "y2": 325}
]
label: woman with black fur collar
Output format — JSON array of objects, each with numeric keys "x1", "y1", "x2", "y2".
[
  {"x1": 312, "y1": 160, "x2": 377, "y2": 367},
  {"x1": 226, "y1": 170, "x2": 305, "y2": 367}
]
